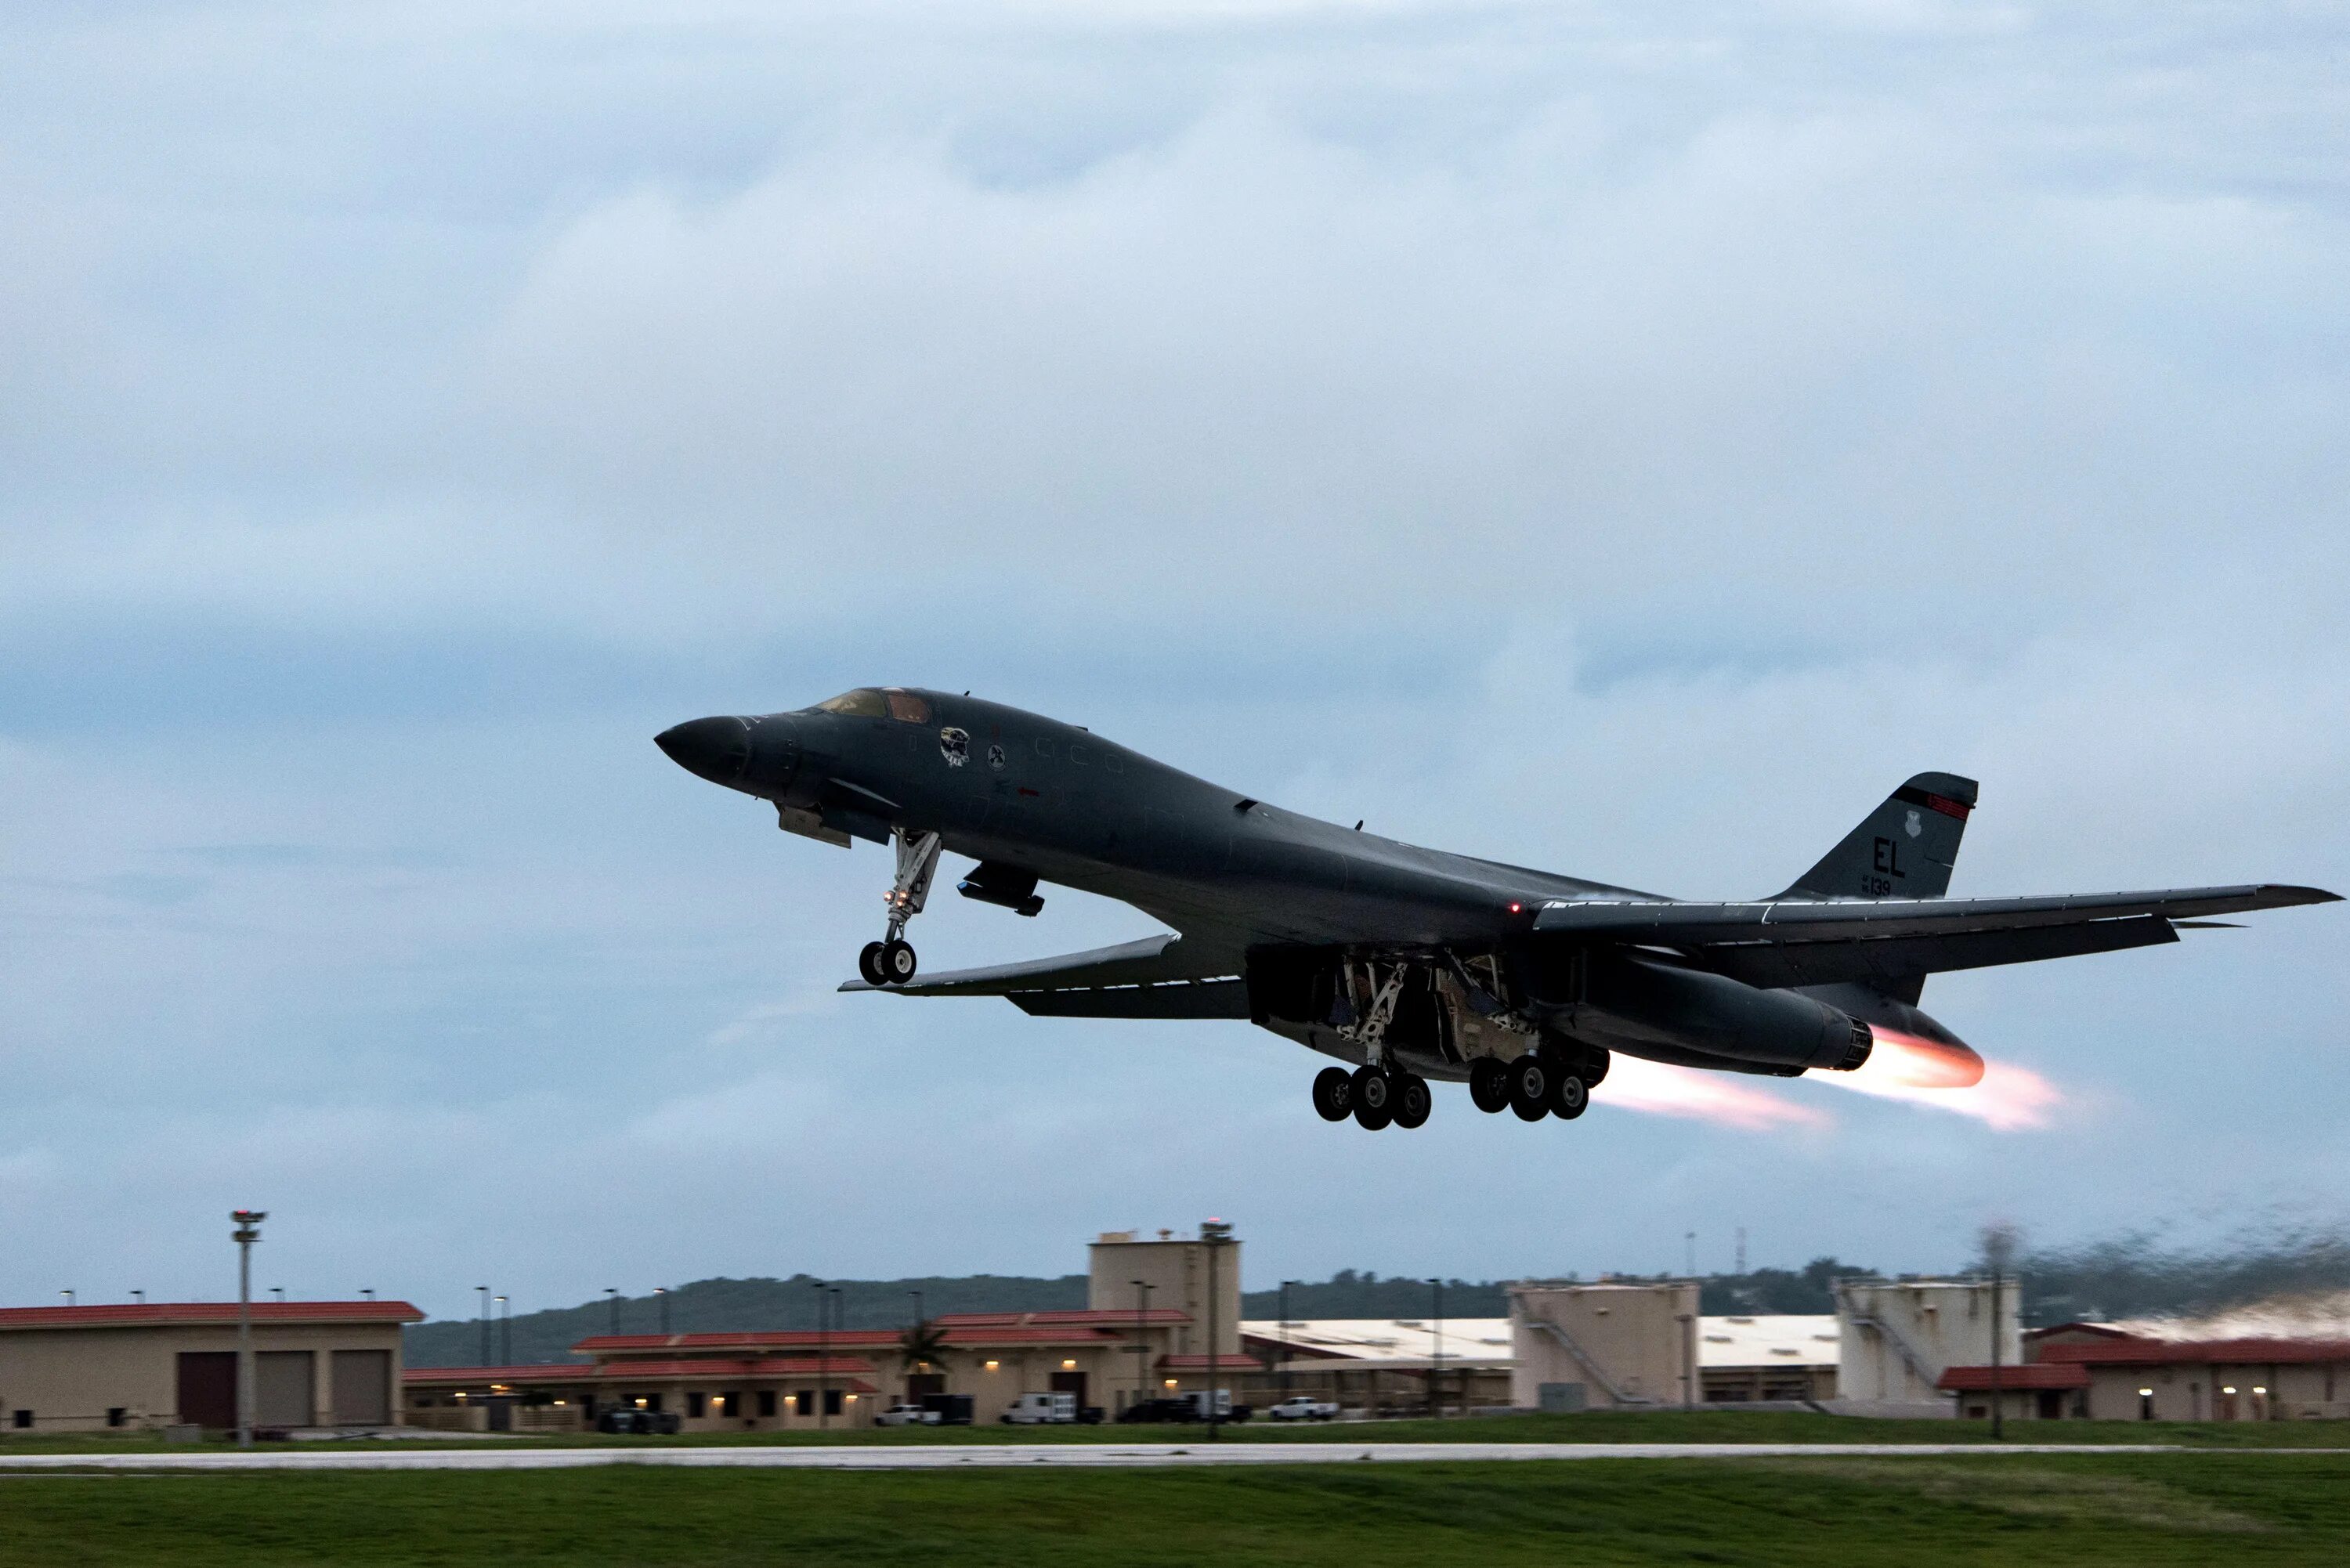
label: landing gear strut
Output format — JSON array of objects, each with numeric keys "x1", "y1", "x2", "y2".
[{"x1": 859, "y1": 829, "x2": 940, "y2": 986}]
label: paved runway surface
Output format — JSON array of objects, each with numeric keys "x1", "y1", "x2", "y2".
[{"x1": 0, "y1": 1441, "x2": 2224, "y2": 1472}]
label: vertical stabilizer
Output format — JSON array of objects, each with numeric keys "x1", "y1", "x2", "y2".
[{"x1": 1779, "y1": 772, "x2": 1976, "y2": 903}]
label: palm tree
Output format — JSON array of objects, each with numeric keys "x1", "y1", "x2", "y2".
[{"x1": 898, "y1": 1318, "x2": 952, "y2": 1380}]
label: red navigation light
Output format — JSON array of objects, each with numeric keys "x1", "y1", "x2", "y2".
[{"x1": 1508, "y1": 901, "x2": 1522, "y2": 914}]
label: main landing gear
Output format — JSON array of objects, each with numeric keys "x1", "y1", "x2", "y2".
[
  {"x1": 858, "y1": 829, "x2": 941, "y2": 987},
  {"x1": 1312, "y1": 1064, "x2": 1433, "y2": 1132},
  {"x1": 1463, "y1": 1046, "x2": 1607, "y2": 1123}
]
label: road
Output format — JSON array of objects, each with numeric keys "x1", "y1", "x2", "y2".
[{"x1": 0, "y1": 1441, "x2": 2240, "y2": 1473}]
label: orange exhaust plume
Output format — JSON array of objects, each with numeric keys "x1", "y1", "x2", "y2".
[
  {"x1": 1822, "y1": 1027, "x2": 2062, "y2": 1131},
  {"x1": 1601, "y1": 1057, "x2": 1834, "y2": 1133}
]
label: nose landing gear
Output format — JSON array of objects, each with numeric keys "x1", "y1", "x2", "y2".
[{"x1": 859, "y1": 829, "x2": 941, "y2": 986}]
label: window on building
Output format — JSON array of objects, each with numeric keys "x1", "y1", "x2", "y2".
[
  {"x1": 824, "y1": 1389, "x2": 843, "y2": 1417},
  {"x1": 686, "y1": 1392, "x2": 707, "y2": 1418},
  {"x1": 794, "y1": 1390, "x2": 812, "y2": 1415},
  {"x1": 757, "y1": 1391, "x2": 778, "y2": 1418},
  {"x1": 10, "y1": 1411, "x2": 29, "y2": 1429},
  {"x1": 716, "y1": 1393, "x2": 737, "y2": 1418},
  {"x1": 106, "y1": 1407, "x2": 126, "y2": 1428}
]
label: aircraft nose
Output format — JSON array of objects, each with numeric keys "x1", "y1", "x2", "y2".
[{"x1": 655, "y1": 715, "x2": 753, "y2": 786}]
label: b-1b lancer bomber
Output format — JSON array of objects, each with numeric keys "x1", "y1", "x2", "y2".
[{"x1": 656, "y1": 688, "x2": 2335, "y2": 1132}]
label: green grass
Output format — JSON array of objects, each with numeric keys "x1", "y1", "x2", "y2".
[
  {"x1": 4, "y1": 1407, "x2": 2345, "y2": 1454},
  {"x1": 2, "y1": 1453, "x2": 2346, "y2": 1565}
]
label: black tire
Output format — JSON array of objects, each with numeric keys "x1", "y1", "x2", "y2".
[
  {"x1": 1393, "y1": 1074, "x2": 1431, "y2": 1129},
  {"x1": 858, "y1": 941, "x2": 888, "y2": 986},
  {"x1": 1351, "y1": 1066, "x2": 1394, "y2": 1130},
  {"x1": 1468, "y1": 1057, "x2": 1510, "y2": 1114},
  {"x1": 1549, "y1": 1072, "x2": 1589, "y2": 1120},
  {"x1": 1507, "y1": 1053, "x2": 1550, "y2": 1121},
  {"x1": 881, "y1": 938, "x2": 918, "y2": 985},
  {"x1": 1311, "y1": 1066, "x2": 1354, "y2": 1122}
]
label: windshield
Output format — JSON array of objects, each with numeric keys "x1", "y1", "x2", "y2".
[
  {"x1": 884, "y1": 689, "x2": 931, "y2": 723},
  {"x1": 816, "y1": 688, "x2": 888, "y2": 717}
]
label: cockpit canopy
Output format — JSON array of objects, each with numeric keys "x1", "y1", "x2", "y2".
[{"x1": 816, "y1": 688, "x2": 931, "y2": 724}]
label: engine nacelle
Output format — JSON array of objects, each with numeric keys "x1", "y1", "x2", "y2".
[{"x1": 1572, "y1": 950, "x2": 1872, "y2": 1073}]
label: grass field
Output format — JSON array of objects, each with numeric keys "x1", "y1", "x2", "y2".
[
  {"x1": 2, "y1": 1407, "x2": 2345, "y2": 1453},
  {"x1": 2, "y1": 1451, "x2": 2345, "y2": 1565}
]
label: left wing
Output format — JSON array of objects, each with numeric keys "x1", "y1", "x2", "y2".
[{"x1": 840, "y1": 934, "x2": 1250, "y2": 1018}]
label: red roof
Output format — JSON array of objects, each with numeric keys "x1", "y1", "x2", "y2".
[
  {"x1": 2034, "y1": 1335, "x2": 2350, "y2": 1367},
  {"x1": 1938, "y1": 1364, "x2": 2091, "y2": 1392},
  {"x1": 1158, "y1": 1353, "x2": 1264, "y2": 1371},
  {"x1": 407, "y1": 1357, "x2": 877, "y2": 1385},
  {"x1": 0, "y1": 1301, "x2": 422, "y2": 1330},
  {"x1": 573, "y1": 1313, "x2": 1188, "y2": 1357}
]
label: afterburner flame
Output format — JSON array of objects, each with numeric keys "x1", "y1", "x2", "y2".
[
  {"x1": 1600, "y1": 1057, "x2": 1833, "y2": 1133},
  {"x1": 1824, "y1": 1027, "x2": 2063, "y2": 1131}
]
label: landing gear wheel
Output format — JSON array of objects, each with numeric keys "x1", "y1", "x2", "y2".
[
  {"x1": 1393, "y1": 1074, "x2": 1432, "y2": 1129},
  {"x1": 1506, "y1": 1053, "x2": 1551, "y2": 1122},
  {"x1": 1351, "y1": 1065, "x2": 1394, "y2": 1130},
  {"x1": 1311, "y1": 1066, "x2": 1354, "y2": 1122},
  {"x1": 1549, "y1": 1073, "x2": 1589, "y2": 1120},
  {"x1": 880, "y1": 938, "x2": 918, "y2": 985},
  {"x1": 1469, "y1": 1058, "x2": 1510, "y2": 1114},
  {"x1": 858, "y1": 941, "x2": 888, "y2": 987}
]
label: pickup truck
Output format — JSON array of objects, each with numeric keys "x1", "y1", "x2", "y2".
[
  {"x1": 1263, "y1": 1396, "x2": 1340, "y2": 1422},
  {"x1": 874, "y1": 1403, "x2": 942, "y2": 1427}
]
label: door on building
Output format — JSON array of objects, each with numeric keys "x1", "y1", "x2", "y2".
[
  {"x1": 906, "y1": 1373, "x2": 945, "y2": 1402},
  {"x1": 257, "y1": 1351, "x2": 315, "y2": 1428},
  {"x1": 331, "y1": 1350, "x2": 392, "y2": 1425},
  {"x1": 2036, "y1": 1390, "x2": 2062, "y2": 1421},
  {"x1": 1050, "y1": 1371, "x2": 1088, "y2": 1411},
  {"x1": 175, "y1": 1352, "x2": 237, "y2": 1429}
]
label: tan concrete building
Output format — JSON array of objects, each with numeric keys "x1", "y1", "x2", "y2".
[
  {"x1": 1087, "y1": 1229, "x2": 1243, "y2": 1360},
  {"x1": 1834, "y1": 1279, "x2": 2016, "y2": 1413},
  {"x1": 0, "y1": 1300, "x2": 420, "y2": 1433},
  {"x1": 1509, "y1": 1281, "x2": 1703, "y2": 1410}
]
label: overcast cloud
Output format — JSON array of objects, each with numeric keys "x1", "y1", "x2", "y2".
[{"x1": 2, "y1": 2, "x2": 2346, "y2": 1321}]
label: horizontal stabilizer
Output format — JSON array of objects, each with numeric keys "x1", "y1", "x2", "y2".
[{"x1": 1533, "y1": 883, "x2": 2338, "y2": 945}]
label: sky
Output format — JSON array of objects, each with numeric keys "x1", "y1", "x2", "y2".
[{"x1": 2, "y1": 1, "x2": 2346, "y2": 1324}]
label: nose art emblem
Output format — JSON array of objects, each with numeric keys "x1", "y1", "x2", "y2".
[
  {"x1": 939, "y1": 727, "x2": 971, "y2": 768},
  {"x1": 987, "y1": 742, "x2": 1007, "y2": 770}
]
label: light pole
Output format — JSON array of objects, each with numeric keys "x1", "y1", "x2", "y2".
[
  {"x1": 360, "y1": 1289, "x2": 374, "y2": 1301},
  {"x1": 1983, "y1": 1224, "x2": 2018, "y2": 1442},
  {"x1": 1131, "y1": 1280, "x2": 1152, "y2": 1412},
  {"x1": 132, "y1": 1289, "x2": 145, "y2": 1307},
  {"x1": 496, "y1": 1295, "x2": 510, "y2": 1364},
  {"x1": 909, "y1": 1289, "x2": 924, "y2": 1329},
  {"x1": 1428, "y1": 1278, "x2": 1444, "y2": 1420},
  {"x1": 60, "y1": 1289, "x2": 74, "y2": 1307},
  {"x1": 231, "y1": 1210, "x2": 266, "y2": 1448},
  {"x1": 1278, "y1": 1281, "x2": 1293, "y2": 1399},
  {"x1": 656, "y1": 1286, "x2": 671, "y2": 1335},
  {"x1": 476, "y1": 1286, "x2": 490, "y2": 1367},
  {"x1": 814, "y1": 1280, "x2": 830, "y2": 1431},
  {"x1": 272, "y1": 1287, "x2": 286, "y2": 1303},
  {"x1": 605, "y1": 1288, "x2": 620, "y2": 1336},
  {"x1": 1202, "y1": 1220, "x2": 1232, "y2": 1441}
]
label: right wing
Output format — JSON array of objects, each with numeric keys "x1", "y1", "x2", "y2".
[
  {"x1": 1531, "y1": 883, "x2": 2337, "y2": 988},
  {"x1": 839, "y1": 934, "x2": 1250, "y2": 1019}
]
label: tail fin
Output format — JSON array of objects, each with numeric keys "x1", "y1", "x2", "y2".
[{"x1": 1779, "y1": 771, "x2": 1977, "y2": 902}]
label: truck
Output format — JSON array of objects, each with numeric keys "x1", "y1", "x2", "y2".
[
  {"x1": 1262, "y1": 1396, "x2": 1340, "y2": 1422},
  {"x1": 1000, "y1": 1391, "x2": 1079, "y2": 1425}
]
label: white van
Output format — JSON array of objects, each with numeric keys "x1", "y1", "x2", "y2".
[{"x1": 1001, "y1": 1391, "x2": 1078, "y2": 1425}]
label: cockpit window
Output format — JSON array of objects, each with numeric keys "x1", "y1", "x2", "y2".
[
  {"x1": 816, "y1": 688, "x2": 888, "y2": 717},
  {"x1": 884, "y1": 689, "x2": 931, "y2": 724}
]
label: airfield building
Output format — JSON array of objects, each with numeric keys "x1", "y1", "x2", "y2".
[{"x1": 0, "y1": 1299, "x2": 420, "y2": 1433}]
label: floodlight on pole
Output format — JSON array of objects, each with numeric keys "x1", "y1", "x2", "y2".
[
  {"x1": 230, "y1": 1210, "x2": 266, "y2": 1449},
  {"x1": 1202, "y1": 1219, "x2": 1233, "y2": 1441}
]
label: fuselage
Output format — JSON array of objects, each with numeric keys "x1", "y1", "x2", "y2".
[{"x1": 660, "y1": 687, "x2": 1643, "y2": 965}]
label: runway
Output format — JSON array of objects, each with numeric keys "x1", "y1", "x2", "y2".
[{"x1": 0, "y1": 1440, "x2": 2236, "y2": 1473}]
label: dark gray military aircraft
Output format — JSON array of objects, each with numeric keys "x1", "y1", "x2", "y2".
[{"x1": 656, "y1": 688, "x2": 2336, "y2": 1131}]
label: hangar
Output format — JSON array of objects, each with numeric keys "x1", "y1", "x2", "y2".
[{"x1": 0, "y1": 1299, "x2": 421, "y2": 1433}]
